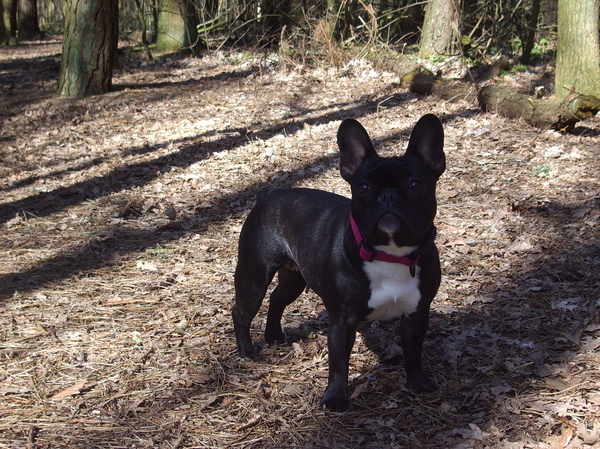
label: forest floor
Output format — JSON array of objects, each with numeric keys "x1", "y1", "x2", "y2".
[{"x1": 0, "y1": 38, "x2": 599, "y2": 449}]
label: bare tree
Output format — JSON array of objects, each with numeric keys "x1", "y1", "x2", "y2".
[
  {"x1": 155, "y1": 0, "x2": 200, "y2": 53},
  {"x1": 419, "y1": 0, "x2": 463, "y2": 57},
  {"x1": 57, "y1": 0, "x2": 119, "y2": 97},
  {"x1": 555, "y1": 0, "x2": 600, "y2": 99},
  {"x1": 17, "y1": 0, "x2": 41, "y2": 40},
  {"x1": 0, "y1": 0, "x2": 17, "y2": 45},
  {"x1": 520, "y1": 0, "x2": 541, "y2": 64}
]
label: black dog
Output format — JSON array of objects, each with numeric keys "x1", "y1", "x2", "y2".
[{"x1": 233, "y1": 114, "x2": 445, "y2": 412}]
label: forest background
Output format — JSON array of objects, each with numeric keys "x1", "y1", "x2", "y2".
[{"x1": 1, "y1": 0, "x2": 599, "y2": 448}]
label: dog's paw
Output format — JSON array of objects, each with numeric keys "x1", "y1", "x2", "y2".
[
  {"x1": 237, "y1": 343, "x2": 260, "y2": 360},
  {"x1": 264, "y1": 329, "x2": 287, "y2": 346},
  {"x1": 407, "y1": 373, "x2": 439, "y2": 393},
  {"x1": 320, "y1": 386, "x2": 350, "y2": 413}
]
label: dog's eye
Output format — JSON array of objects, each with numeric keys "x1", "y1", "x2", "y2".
[
  {"x1": 358, "y1": 183, "x2": 371, "y2": 194},
  {"x1": 409, "y1": 180, "x2": 423, "y2": 191}
]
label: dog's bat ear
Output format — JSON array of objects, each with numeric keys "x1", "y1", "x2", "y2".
[
  {"x1": 337, "y1": 119, "x2": 378, "y2": 181},
  {"x1": 406, "y1": 114, "x2": 446, "y2": 177}
]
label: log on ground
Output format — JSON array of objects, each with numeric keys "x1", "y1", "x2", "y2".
[{"x1": 478, "y1": 86, "x2": 600, "y2": 129}]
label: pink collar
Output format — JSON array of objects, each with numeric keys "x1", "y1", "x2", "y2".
[{"x1": 349, "y1": 213, "x2": 436, "y2": 277}]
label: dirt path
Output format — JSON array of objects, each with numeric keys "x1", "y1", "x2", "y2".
[{"x1": 1, "y1": 40, "x2": 599, "y2": 448}]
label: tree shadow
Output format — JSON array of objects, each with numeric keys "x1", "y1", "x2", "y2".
[
  {"x1": 2, "y1": 88, "x2": 597, "y2": 446},
  {"x1": 0, "y1": 105, "x2": 483, "y2": 306},
  {"x1": 0, "y1": 48, "x2": 255, "y2": 139},
  {"x1": 2, "y1": 91, "x2": 443, "y2": 302},
  {"x1": 0, "y1": 92, "x2": 378, "y2": 224},
  {"x1": 113, "y1": 65, "x2": 261, "y2": 92},
  {"x1": 0, "y1": 51, "x2": 61, "y2": 127},
  {"x1": 0, "y1": 157, "x2": 109, "y2": 193}
]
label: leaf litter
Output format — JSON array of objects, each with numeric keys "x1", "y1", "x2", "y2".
[{"x1": 0, "y1": 39, "x2": 599, "y2": 448}]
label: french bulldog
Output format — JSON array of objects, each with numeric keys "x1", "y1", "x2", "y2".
[{"x1": 232, "y1": 114, "x2": 446, "y2": 412}]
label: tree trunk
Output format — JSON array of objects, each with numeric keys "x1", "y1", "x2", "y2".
[
  {"x1": 57, "y1": 0, "x2": 119, "y2": 98},
  {"x1": 17, "y1": 0, "x2": 41, "y2": 40},
  {"x1": 134, "y1": 0, "x2": 153, "y2": 59},
  {"x1": 277, "y1": 0, "x2": 305, "y2": 29},
  {"x1": 400, "y1": 0, "x2": 425, "y2": 43},
  {"x1": 9, "y1": 0, "x2": 15, "y2": 41},
  {"x1": 478, "y1": 86, "x2": 600, "y2": 129},
  {"x1": 555, "y1": 0, "x2": 600, "y2": 99},
  {"x1": 401, "y1": 57, "x2": 512, "y2": 102},
  {"x1": 419, "y1": 0, "x2": 463, "y2": 57},
  {"x1": 0, "y1": 0, "x2": 17, "y2": 45},
  {"x1": 398, "y1": 62, "x2": 600, "y2": 130},
  {"x1": 0, "y1": 0, "x2": 7, "y2": 45},
  {"x1": 155, "y1": 0, "x2": 200, "y2": 53},
  {"x1": 520, "y1": 0, "x2": 541, "y2": 65}
]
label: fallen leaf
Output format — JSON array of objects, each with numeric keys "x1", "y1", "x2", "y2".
[
  {"x1": 453, "y1": 423, "x2": 487, "y2": 441},
  {"x1": 548, "y1": 427, "x2": 573, "y2": 449},
  {"x1": 490, "y1": 385, "x2": 513, "y2": 397},
  {"x1": 465, "y1": 296, "x2": 495, "y2": 305},
  {"x1": 351, "y1": 381, "x2": 369, "y2": 399},
  {"x1": 49, "y1": 380, "x2": 87, "y2": 401},
  {"x1": 572, "y1": 207, "x2": 591, "y2": 218},
  {"x1": 545, "y1": 378, "x2": 568, "y2": 392},
  {"x1": 578, "y1": 421, "x2": 600, "y2": 445},
  {"x1": 235, "y1": 414, "x2": 261, "y2": 432},
  {"x1": 0, "y1": 386, "x2": 31, "y2": 395},
  {"x1": 190, "y1": 373, "x2": 214, "y2": 384},
  {"x1": 137, "y1": 261, "x2": 159, "y2": 271}
]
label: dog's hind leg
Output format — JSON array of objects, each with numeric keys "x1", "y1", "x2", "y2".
[
  {"x1": 265, "y1": 267, "x2": 307, "y2": 345},
  {"x1": 233, "y1": 259, "x2": 278, "y2": 359}
]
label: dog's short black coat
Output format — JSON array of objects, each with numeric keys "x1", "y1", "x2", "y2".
[{"x1": 233, "y1": 114, "x2": 446, "y2": 412}]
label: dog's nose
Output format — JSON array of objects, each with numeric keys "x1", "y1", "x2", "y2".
[{"x1": 378, "y1": 190, "x2": 399, "y2": 203}]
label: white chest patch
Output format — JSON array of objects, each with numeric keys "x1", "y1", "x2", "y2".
[{"x1": 364, "y1": 245, "x2": 421, "y2": 321}]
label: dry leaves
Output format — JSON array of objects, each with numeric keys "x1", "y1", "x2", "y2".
[
  {"x1": 0, "y1": 39, "x2": 598, "y2": 448},
  {"x1": 49, "y1": 380, "x2": 89, "y2": 401}
]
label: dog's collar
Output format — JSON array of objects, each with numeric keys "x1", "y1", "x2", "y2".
[{"x1": 349, "y1": 213, "x2": 436, "y2": 277}]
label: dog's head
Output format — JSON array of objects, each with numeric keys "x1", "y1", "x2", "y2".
[{"x1": 338, "y1": 114, "x2": 445, "y2": 248}]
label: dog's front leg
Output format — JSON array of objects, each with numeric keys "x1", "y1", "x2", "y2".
[
  {"x1": 401, "y1": 310, "x2": 439, "y2": 393},
  {"x1": 320, "y1": 314, "x2": 358, "y2": 412}
]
